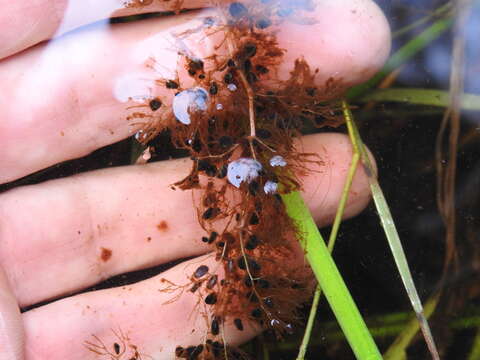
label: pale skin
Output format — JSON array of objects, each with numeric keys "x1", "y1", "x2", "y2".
[{"x1": 0, "y1": 0, "x2": 391, "y2": 359}]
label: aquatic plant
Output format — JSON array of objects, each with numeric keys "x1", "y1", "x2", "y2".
[{"x1": 109, "y1": 0, "x2": 349, "y2": 358}]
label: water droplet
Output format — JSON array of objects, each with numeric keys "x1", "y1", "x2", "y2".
[
  {"x1": 134, "y1": 130, "x2": 144, "y2": 142},
  {"x1": 270, "y1": 319, "x2": 280, "y2": 327}
]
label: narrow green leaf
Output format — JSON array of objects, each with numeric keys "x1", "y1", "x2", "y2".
[
  {"x1": 358, "y1": 88, "x2": 480, "y2": 110},
  {"x1": 467, "y1": 327, "x2": 480, "y2": 360},
  {"x1": 296, "y1": 150, "x2": 360, "y2": 360},
  {"x1": 347, "y1": 17, "x2": 453, "y2": 99},
  {"x1": 342, "y1": 100, "x2": 440, "y2": 360},
  {"x1": 282, "y1": 191, "x2": 382, "y2": 360},
  {"x1": 392, "y1": 2, "x2": 452, "y2": 38},
  {"x1": 384, "y1": 294, "x2": 440, "y2": 360}
]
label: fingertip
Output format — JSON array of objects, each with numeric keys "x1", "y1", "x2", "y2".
[
  {"x1": 21, "y1": 254, "x2": 257, "y2": 360},
  {"x1": 275, "y1": 0, "x2": 391, "y2": 89}
]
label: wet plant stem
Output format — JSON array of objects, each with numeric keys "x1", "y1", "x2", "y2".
[
  {"x1": 296, "y1": 133, "x2": 360, "y2": 360},
  {"x1": 384, "y1": 293, "x2": 440, "y2": 360},
  {"x1": 223, "y1": 28, "x2": 258, "y2": 160},
  {"x1": 392, "y1": 2, "x2": 453, "y2": 38},
  {"x1": 358, "y1": 88, "x2": 480, "y2": 110},
  {"x1": 275, "y1": 304, "x2": 480, "y2": 351},
  {"x1": 282, "y1": 191, "x2": 381, "y2": 359},
  {"x1": 342, "y1": 100, "x2": 440, "y2": 360},
  {"x1": 467, "y1": 326, "x2": 480, "y2": 360},
  {"x1": 216, "y1": 4, "x2": 257, "y2": 139},
  {"x1": 347, "y1": 15, "x2": 453, "y2": 99},
  {"x1": 238, "y1": 214, "x2": 266, "y2": 317},
  {"x1": 237, "y1": 69, "x2": 256, "y2": 137},
  {"x1": 296, "y1": 286, "x2": 321, "y2": 360}
]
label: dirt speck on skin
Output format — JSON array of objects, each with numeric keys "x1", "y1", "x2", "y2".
[
  {"x1": 100, "y1": 247, "x2": 112, "y2": 262},
  {"x1": 157, "y1": 220, "x2": 169, "y2": 231}
]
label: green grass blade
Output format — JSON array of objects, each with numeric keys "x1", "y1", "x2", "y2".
[
  {"x1": 296, "y1": 150, "x2": 360, "y2": 360},
  {"x1": 296, "y1": 285, "x2": 322, "y2": 360},
  {"x1": 467, "y1": 327, "x2": 480, "y2": 360},
  {"x1": 282, "y1": 191, "x2": 382, "y2": 360},
  {"x1": 342, "y1": 100, "x2": 440, "y2": 360},
  {"x1": 358, "y1": 88, "x2": 480, "y2": 110},
  {"x1": 384, "y1": 294, "x2": 440, "y2": 360},
  {"x1": 347, "y1": 16, "x2": 453, "y2": 99},
  {"x1": 274, "y1": 305, "x2": 480, "y2": 351},
  {"x1": 392, "y1": 2, "x2": 453, "y2": 38}
]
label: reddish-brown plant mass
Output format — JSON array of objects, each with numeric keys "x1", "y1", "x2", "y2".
[{"x1": 91, "y1": 1, "x2": 345, "y2": 359}]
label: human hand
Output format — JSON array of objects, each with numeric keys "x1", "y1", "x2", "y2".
[{"x1": 0, "y1": 0, "x2": 390, "y2": 359}]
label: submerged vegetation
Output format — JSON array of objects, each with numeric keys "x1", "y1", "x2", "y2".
[
  {"x1": 125, "y1": 0, "x2": 349, "y2": 358},
  {"x1": 88, "y1": 0, "x2": 478, "y2": 359},
  {"x1": 2, "y1": 0, "x2": 477, "y2": 359}
]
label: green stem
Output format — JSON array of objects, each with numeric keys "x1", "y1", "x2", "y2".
[
  {"x1": 392, "y1": 2, "x2": 453, "y2": 38},
  {"x1": 342, "y1": 100, "x2": 440, "y2": 360},
  {"x1": 282, "y1": 191, "x2": 381, "y2": 360},
  {"x1": 358, "y1": 88, "x2": 480, "y2": 110},
  {"x1": 347, "y1": 17, "x2": 453, "y2": 99},
  {"x1": 296, "y1": 143, "x2": 361, "y2": 360},
  {"x1": 383, "y1": 294, "x2": 440, "y2": 360},
  {"x1": 467, "y1": 327, "x2": 480, "y2": 360},
  {"x1": 296, "y1": 286, "x2": 322, "y2": 360},
  {"x1": 273, "y1": 306, "x2": 480, "y2": 351}
]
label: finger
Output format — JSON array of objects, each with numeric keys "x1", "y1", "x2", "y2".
[
  {"x1": 0, "y1": 0, "x2": 390, "y2": 183},
  {"x1": 22, "y1": 254, "x2": 254, "y2": 360},
  {"x1": 0, "y1": 132, "x2": 372, "y2": 308},
  {"x1": 0, "y1": 266, "x2": 24, "y2": 360},
  {"x1": 0, "y1": 0, "x2": 213, "y2": 59}
]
